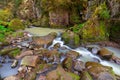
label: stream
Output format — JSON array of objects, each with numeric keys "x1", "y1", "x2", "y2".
[{"x1": 0, "y1": 27, "x2": 120, "y2": 79}]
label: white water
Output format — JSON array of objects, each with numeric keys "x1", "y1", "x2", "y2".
[{"x1": 51, "y1": 36, "x2": 120, "y2": 76}]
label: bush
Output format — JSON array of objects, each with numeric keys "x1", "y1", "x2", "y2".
[{"x1": 8, "y1": 18, "x2": 25, "y2": 31}]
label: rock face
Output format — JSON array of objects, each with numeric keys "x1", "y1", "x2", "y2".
[
  {"x1": 49, "y1": 9, "x2": 69, "y2": 27},
  {"x1": 85, "y1": 62, "x2": 116, "y2": 80},
  {"x1": 17, "y1": 0, "x2": 37, "y2": 20},
  {"x1": 98, "y1": 48, "x2": 113, "y2": 60},
  {"x1": 46, "y1": 65, "x2": 80, "y2": 80},
  {"x1": 21, "y1": 55, "x2": 39, "y2": 67}
]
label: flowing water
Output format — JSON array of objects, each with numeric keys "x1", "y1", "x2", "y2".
[
  {"x1": 0, "y1": 27, "x2": 120, "y2": 78},
  {"x1": 51, "y1": 35, "x2": 120, "y2": 75},
  {"x1": 0, "y1": 56, "x2": 20, "y2": 78}
]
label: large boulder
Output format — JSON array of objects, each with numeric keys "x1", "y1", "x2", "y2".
[
  {"x1": 62, "y1": 57, "x2": 73, "y2": 71},
  {"x1": 73, "y1": 60, "x2": 85, "y2": 72},
  {"x1": 32, "y1": 32, "x2": 57, "y2": 49},
  {"x1": 62, "y1": 30, "x2": 80, "y2": 48},
  {"x1": 85, "y1": 62, "x2": 116, "y2": 80},
  {"x1": 46, "y1": 65, "x2": 80, "y2": 80},
  {"x1": 80, "y1": 71, "x2": 93, "y2": 80},
  {"x1": 98, "y1": 48, "x2": 113, "y2": 60},
  {"x1": 21, "y1": 55, "x2": 39, "y2": 67}
]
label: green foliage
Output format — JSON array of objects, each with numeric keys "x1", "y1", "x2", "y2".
[
  {"x1": 71, "y1": 23, "x2": 85, "y2": 33},
  {"x1": 99, "y1": 2, "x2": 110, "y2": 19},
  {"x1": 8, "y1": 18, "x2": 25, "y2": 31},
  {"x1": 68, "y1": 72, "x2": 80, "y2": 80},
  {"x1": 0, "y1": 8, "x2": 13, "y2": 21},
  {"x1": 0, "y1": 25, "x2": 12, "y2": 42},
  {"x1": 9, "y1": 48, "x2": 21, "y2": 57}
]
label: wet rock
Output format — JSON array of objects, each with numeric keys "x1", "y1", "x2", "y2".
[
  {"x1": 16, "y1": 50, "x2": 33, "y2": 59},
  {"x1": 32, "y1": 32, "x2": 57, "y2": 48},
  {"x1": 86, "y1": 45, "x2": 100, "y2": 55},
  {"x1": 73, "y1": 60, "x2": 85, "y2": 72},
  {"x1": 62, "y1": 57, "x2": 73, "y2": 71},
  {"x1": 21, "y1": 55, "x2": 39, "y2": 67},
  {"x1": 0, "y1": 47, "x2": 19, "y2": 55},
  {"x1": 46, "y1": 65, "x2": 80, "y2": 80},
  {"x1": 4, "y1": 75, "x2": 20, "y2": 80},
  {"x1": 97, "y1": 72, "x2": 115, "y2": 80},
  {"x1": 85, "y1": 62, "x2": 116, "y2": 80},
  {"x1": 44, "y1": 49, "x2": 60, "y2": 63},
  {"x1": 1, "y1": 57, "x2": 6, "y2": 63},
  {"x1": 66, "y1": 50, "x2": 80, "y2": 59},
  {"x1": 18, "y1": 66, "x2": 27, "y2": 73},
  {"x1": 98, "y1": 48, "x2": 113, "y2": 60},
  {"x1": 53, "y1": 43, "x2": 61, "y2": 49},
  {"x1": 112, "y1": 56, "x2": 120, "y2": 65},
  {"x1": 62, "y1": 30, "x2": 80, "y2": 48},
  {"x1": 80, "y1": 71, "x2": 93, "y2": 80},
  {"x1": 37, "y1": 75, "x2": 46, "y2": 80},
  {"x1": 11, "y1": 60, "x2": 18, "y2": 68}
]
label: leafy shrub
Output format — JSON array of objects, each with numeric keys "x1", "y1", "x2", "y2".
[{"x1": 8, "y1": 18, "x2": 25, "y2": 31}]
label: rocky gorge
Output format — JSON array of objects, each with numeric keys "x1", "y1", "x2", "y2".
[
  {"x1": 0, "y1": 0, "x2": 120, "y2": 80},
  {"x1": 0, "y1": 27, "x2": 120, "y2": 80}
]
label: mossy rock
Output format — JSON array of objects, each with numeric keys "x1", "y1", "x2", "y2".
[
  {"x1": 46, "y1": 65, "x2": 80, "y2": 80},
  {"x1": 8, "y1": 48, "x2": 21, "y2": 58},
  {"x1": 80, "y1": 71, "x2": 93, "y2": 80},
  {"x1": 0, "y1": 47, "x2": 20, "y2": 56},
  {"x1": 8, "y1": 18, "x2": 25, "y2": 31},
  {"x1": 85, "y1": 62, "x2": 116, "y2": 80},
  {"x1": 62, "y1": 30, "x2": 80, "y2": 48},
  {"x1": 62, "y1": 57, "x2": 73, "y2": 71}
]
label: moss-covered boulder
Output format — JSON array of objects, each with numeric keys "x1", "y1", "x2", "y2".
[
  {"x1": 0, "y1": 47, "x2": 21, "y2": 57},
  {"x1": 8, "y1": 18, "x2": 25, "y2": 31},
  {"x1": 46, "y1": 65, "x2": 80, "y2": 80},
  {"x1": 85, "y1": 62, "x2": 116, "y2": 80},
  {"x1": 62, "y1": 30, "x2": 80, "y2": 48},
  {"x1": 80, "y1": 71, "x2": 93, "y2": 80},
  {"x1": 98, "y1": 48, "x2": 113, "y2": 60},
  {"x1": 62, "y1": 57, "x2": 73, "y2": 71}
]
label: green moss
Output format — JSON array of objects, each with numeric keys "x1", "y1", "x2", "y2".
[
  {"x1": 99, "y1": 2, "x2": 110, "y2": 19},
  {"x1": 0, "y1": 25, "x2": 12, "y2": 43},
  {"x1": 62, "y1": 32, "x2": 69, "y2": 44},
  {"x1": 0, "y1": 47, "x2": 18, "y2": 55},
  {"x1": 8, "y1": 48, "x2": 21, "y2": 57},
  {"x1": 0, "y1": 8, "x2": 13, "y2": 21},
  {"x1": 68, "y1": 72, "x2": 80, "y2": 80},
  {"x1": 10, "y1": 31, "x2": 24, "y2": 38},
  {"x1": 74, "y1": 34, "x2": 80, "y2": 46},
  {"x1": 8, "y1": 18, "x2": 25, "y2": 31},
  {"x1": 80, "y1": 71, "x2": 93, "y2": 80}
]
